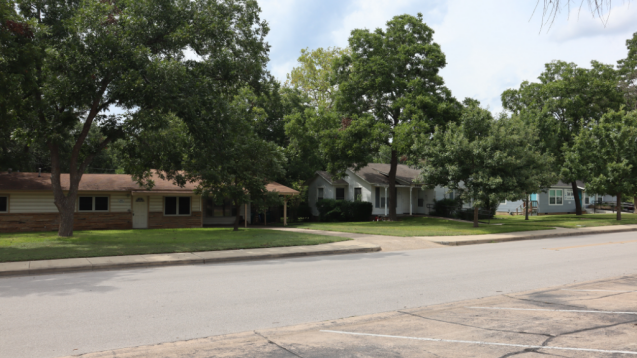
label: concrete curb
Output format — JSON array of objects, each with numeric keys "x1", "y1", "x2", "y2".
[
  {"x1": 432, "y1": 226, "x2": 637, "y2": 246},
  {"x1": 0, "y1": 243, "x2": 381, "y2": 277}
]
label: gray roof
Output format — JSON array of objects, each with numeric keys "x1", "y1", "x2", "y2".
[
  {"x1": 553, "y1": 180, "x2": 586, "y2": 190},
  {"x1": 316, "y1": 171, "x2": 349, "y2": 185},
  {"x1": 351, "y1": 163, "x2": 421, "y2": 186}
]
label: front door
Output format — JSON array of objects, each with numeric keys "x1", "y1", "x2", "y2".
[{"x1": 133, "y1": 197, "x2": 148, "y2": 229}]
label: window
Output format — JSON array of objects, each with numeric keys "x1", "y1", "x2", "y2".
[
  {"x1": 565, "y1": 189, "x2": 575, "y2": 201},
  {"x1": 78, "y1": 196, "x2": 109, "y2": 212},
  {"x1": 318, "y1": 188, "x2": 324, "y2": 200},
  {"x1": 549, "y1": 189, "x2": 563, "y2": 205},
  {"x1": 417, "y1": 189, "x2": 425, "y2": 207},
  {"x1": 165, "y1": 197, "x2": 191, "y2": 215},
  {"x1": 448, "y1": 190, "x2": 454, "y2": 200},
  {"x1": 584, "y1": 194, "x2": 590, "y2": 205},
  {"x1": 0, "y1": 196, "x2": 7, "y2": 213},
  {"x1": 354, "y1": 188, "x2": 362, "y2": 201},
  {"x1": 336, "y1": 188, "x2": 345, "y2": 200}
]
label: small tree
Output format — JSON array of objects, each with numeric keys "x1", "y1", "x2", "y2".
[
  {"x1": 564, "y1": 109, "x2": 637, "y2": 220},
  {"x1": 415, "y1": 101, "x2": 555, "y2": 227}
]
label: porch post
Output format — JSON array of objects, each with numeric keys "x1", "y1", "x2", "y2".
[
  {"x1": 410, "y1": 187, "x2": 413, "y2": 216},
  {"x1": 384, "y1": 186, "x2": 388, "y2": 216},
  {"x1": 284, "y1": 197, "x2": 288, "y2": 226},
  {"x1": 244, "y1": 203, "x2": 248, "y2": 228}
]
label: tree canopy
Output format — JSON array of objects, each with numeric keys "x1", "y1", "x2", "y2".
[
  {"x1": 502, "y1": 60, "x2": 624, "y2": 215},
  {"x1": 1, "y1": 0, "x2": 270, "y2": 236},
  {"x1": 563, "y1": 109, "x2": 637, "y2": 220},
  {"x1": 316, "y1": 13, "x2": 461, "y2": 220},
  {"x1": 414, "y1": 101, "x2": 556, "y2": 226}
]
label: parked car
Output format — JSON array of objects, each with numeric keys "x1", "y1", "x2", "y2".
[{"x1": 621, "y1": 202, "x2": 635, "y2": 212}]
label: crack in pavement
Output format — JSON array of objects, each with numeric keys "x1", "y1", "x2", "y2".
[
  {"x1": 254, "y1": 331, "x2": 304, "y2": 358},
  {"x1": 540, "y1": 317, "x2": 637, "y2": 348},
  {"x1": 398, "y1": 310, "x2": 554, "y2": 338},
  {"x1": 569, "y1": 291, "x2": 636, "y2": 302}
]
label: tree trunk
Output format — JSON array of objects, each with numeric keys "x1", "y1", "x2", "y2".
[
  {"x1": 388, "y1": 149, "x2": 398, "y2": 221},
  {"x1": 572, "y1": 182, "x2": 582, "y2": 215},
  {"x1": 473, "y1": 206, "x2": 479, "y2": 228},
  {"x1": 525, "y1": 194, "x2": 530, "y2": 221},
  {"x1": 634, "y1": 196, "x2": 637, "y2": 214},
  {"x1": 233, "y1": 203, "x2": 241, "y2": 231},
  {"x1": 617, "y1": 193, "x2": 622, "y2": 221}
]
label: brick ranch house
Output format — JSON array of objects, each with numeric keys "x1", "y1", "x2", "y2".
[{"x1": 0, "y1": 172, "x2": 297, "y2": 233}]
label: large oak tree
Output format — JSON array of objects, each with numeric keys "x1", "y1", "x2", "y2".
[
  {"x1": 325, "y1": 13, "x2": 461, "y2": 220},
  {"x1": 2, "y1": 0, "x2": 269, "y2": 236}
]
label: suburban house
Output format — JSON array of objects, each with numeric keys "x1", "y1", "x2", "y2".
[
  {"x1": 497, "y1": 181, "x2": 618, "y2": 215},
  {"x1": 0, "y1": 172, "x2": 297, "y2": 233},
  {"x1": 307, "y1": 163, "x2": 456, "y2": 217}
]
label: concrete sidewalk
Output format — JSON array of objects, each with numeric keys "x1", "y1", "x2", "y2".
[
  {"x1": 267, "y1": 224, "x2": 637, "y2": 248},
  {"x1": 0, "y1": 241, "x2": 380, "y2": 277}
]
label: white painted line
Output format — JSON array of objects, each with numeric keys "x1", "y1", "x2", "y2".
[
  {"x1": 320, "y1": 330, "x2": 637, "y2": 355},
  {"x1": 468, "y1": 307, "x2": 637, "y2": 315},
  {"x1": 561, "y1": 289, "x2": 636, "y2": 293}
]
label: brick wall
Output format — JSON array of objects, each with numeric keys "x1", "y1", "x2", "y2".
[
  {"x1": 148, "y1": 211, "x2": 202, "y2": 229},
  {"x1": 0, "y1": 212, "x2": 133, "y2": 233}
]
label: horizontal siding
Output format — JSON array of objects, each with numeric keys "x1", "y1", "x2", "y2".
[
  {"x1": 10, "y1": 193, "x2": 58, "y2": 213},
  {"x1": 149, "y1": 196, "x2": 162, "y2": 212},
  {"x1": 192, "y1": 195, "x2": 201, "y2": 212},
  {"x1": 111, "y1": 194, "x2": 130, "y2": 212}
]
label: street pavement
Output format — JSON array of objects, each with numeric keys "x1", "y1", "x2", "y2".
[
  {"x1": 71, "y1": 275, "x2": 637, "y2": 357},
  {"x1": 1, "y1": 231, "x2": 637, "y2": 358}
]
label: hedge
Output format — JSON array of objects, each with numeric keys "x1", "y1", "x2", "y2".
[{"x1": 316, "y1": 199, "x2": 373, "y2": 222}]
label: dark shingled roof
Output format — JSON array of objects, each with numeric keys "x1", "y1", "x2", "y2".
[
  {"x1": 351, "y1": 163, "x2": 421, "y2": 186},
  {"x1": 0, "y1": 172, "x2": 298, "y2": 195},
  {"x1": 316, "y1": 171, "x2": 349, "y2": 185}
]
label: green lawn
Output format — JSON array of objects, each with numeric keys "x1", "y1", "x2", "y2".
[
  {"x1": 0, "y1": 228, "x2": 350, "y2": 263},
  {"x1": 283, "y1": 216, "x2": 553, "y2": 237},
  {"x1": 491, "y1": 213, "x2": 637, "y2": 228},
  {"x1": 282, "y1": 213, "x2": 637, "y2": 237}
]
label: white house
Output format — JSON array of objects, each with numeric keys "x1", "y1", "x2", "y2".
[{"x1": 307, "y1": 163, "x2": 456, "y2": 217}]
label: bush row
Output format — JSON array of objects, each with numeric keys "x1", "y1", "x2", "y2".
[{"x1": 316, "y1": 199, "x2": 373, "y2": 222}]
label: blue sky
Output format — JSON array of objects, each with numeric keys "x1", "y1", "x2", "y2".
[{"x1": 259, "y1": 0, "x2": 637, "y2": 113}]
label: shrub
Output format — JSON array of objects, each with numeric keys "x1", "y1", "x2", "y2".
[
  {"x1": 316, "y1": 199, "x2": 373, "y2": 222},
  {"x1": 431, "y1": 198, "x2": 463, "y2": 218}
]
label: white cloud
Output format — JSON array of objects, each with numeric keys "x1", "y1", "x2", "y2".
[
  {"x1": 258, "y1": 0, "x2": 635, "y2": 113},
  {"x1": 551, "y1": 2, "x2": 637, "y2": 42}
]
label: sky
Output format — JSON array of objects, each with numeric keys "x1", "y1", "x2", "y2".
[{"x1": 258, "y1": 0, "x2": 637, "y2": 113}]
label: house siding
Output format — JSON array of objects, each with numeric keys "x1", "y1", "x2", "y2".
[
  {"x1": 9, "y1": 193, "x2": 58, "y2": 213},
  {"x1": 111, "y1": 193, "x2": 131, "y2": 212},
  {"x1": 537, "y1": 189, "x2": 578, "y2": 214}
]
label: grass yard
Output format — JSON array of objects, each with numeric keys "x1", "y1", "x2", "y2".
[
  {"x1": 283, "y1": 213, "x2": 637, "y2": 237},
  {"x1": 0, "y1": 228, "x2": 350, "y2": 263},
  {"x1": 283, "y1": 216, "x2": 553, "y2": 237},
  {"x1": 491, "y1": 213, "x2": 637, "y2": 228}
]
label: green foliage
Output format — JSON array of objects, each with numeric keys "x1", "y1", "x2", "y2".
[
  {"x1": 563, "y1": 109, "x2": 637, "y2": 219},
  {"x1": 431, "y1": 198, "x2": 463, "y2": 218},
  {"x1": 315, "y1": 199, "x2": 373, "y2": 222},
  {"x1": 415, "y1": 101, "x2": 556, "y2": 225},
  {"x1": 618, "y1": 32, "x2": 637, "y2": 110},
  {"x1": 2, "y1": 0, "x2": 271, "y2": 236},
  {"x1": 285, "y1": 47, "x2": 350, "y2": 110}
]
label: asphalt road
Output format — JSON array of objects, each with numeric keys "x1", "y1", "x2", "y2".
[{"x1": 1, "y1": 232, "x2": 637, "y2": 358}]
